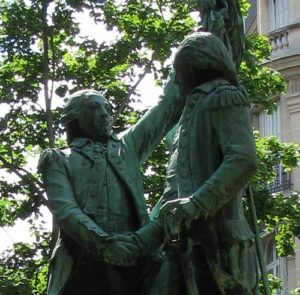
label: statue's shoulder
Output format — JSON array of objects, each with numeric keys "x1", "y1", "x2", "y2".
[
  {"x1": 38, "y1": 148, "x2": 70, "y2": 173},
  {"x1": 207, "y1": 84, "x2": 250, "y2": 109}
]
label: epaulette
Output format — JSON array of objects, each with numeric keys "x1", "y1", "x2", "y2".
[
  {"x1": 37, "y1": 148, "x2": 66, "y2": 173},
  {"x1": 207, "y1": 85, "x2": 250, "y2": 109}
]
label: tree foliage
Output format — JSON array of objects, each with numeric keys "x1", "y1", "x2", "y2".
[
  {"x1": 252, "y1": 133, "x2": 300, "y2": 256},
  {"x1": 239, "y1": 34, "x2": 286, "y2": 113},
  {"x1": 0, "y1": 0, "x2": 299, "y2": 293}
]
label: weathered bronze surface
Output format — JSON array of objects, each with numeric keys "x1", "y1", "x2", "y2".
[
  {"x1": 137, "y1": 32, "x2": 259, "y2": 295},
  {"x1": 39, "y1": 1, "x2": 260, "y2": 293},
  {"x1": 39, "y1": 74, "x2": 182, "y2": 294}
]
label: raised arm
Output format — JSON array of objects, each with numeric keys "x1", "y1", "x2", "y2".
[{"x1": 125, "y1": 70, "x2": 183, "y2": 164}]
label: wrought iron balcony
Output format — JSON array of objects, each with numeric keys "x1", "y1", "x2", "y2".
[{"x1": 268, "y1": 164, "x2": 293, "y2": 193}]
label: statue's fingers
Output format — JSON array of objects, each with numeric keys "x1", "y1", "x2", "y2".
[
  {"x1": 118, "y1": 242, "x2": 139, "y2": 254},
  {"x1": 123, "y1": 258, "x2": 137, "y2": 267},
  {"x1": 106, "y1": 236, "x2": 117, "y2": 242},
  {"x1": 111, "y1": 234, "x2": 131, "y2": 243},
  {"x1": 159, "y1": 201, "x2": 179, "y2": 216},
  {"x1": 103, "y1": 253, "x2": 113, "y2": 264},
  {"x1": 108, "y1": 259, "x2": 125, "y2": 266},
  {"x1": 173, "y1": 211, "x2": 184, "y2": 228}
]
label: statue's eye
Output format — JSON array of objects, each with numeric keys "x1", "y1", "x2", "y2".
[{"x1": 105, "y1": 103, "x2": 112, "y2": 113}]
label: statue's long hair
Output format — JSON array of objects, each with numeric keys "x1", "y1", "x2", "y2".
[{"x1": 174, "y1": 32, "x2": 238, "y2": 93}]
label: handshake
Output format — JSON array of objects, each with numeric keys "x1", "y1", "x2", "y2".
[
  {"x1": 101, "y1": 196, "x2": 202, "y2": 267},
  {"x1": 101, "y1": 233, "x2": 145, "y2": 267}
]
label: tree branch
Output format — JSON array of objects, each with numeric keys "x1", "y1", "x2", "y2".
[
  {"x1": 42, "y1": 0, "x2": 55, "y2": 148},
  {"x1": 112, "y1": 54, "x2": 155, "y2": 124},
  {"x1": 0, "y1": 155, "x2": 48, "y2": 206}
]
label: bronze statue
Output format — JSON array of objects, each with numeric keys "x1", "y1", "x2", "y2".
[
  {"x1": 38, "y1": 74, "x2": 183, "y2": 294},
  {"x1": 134, "y1": 31, "x2": 260, "y2": 294},
  {"x1": 198, "y1": 0, "x2": 245, "y2": 68},
  {"x1": 39, "y1": 2, "x2": 261, "y2": 293}
]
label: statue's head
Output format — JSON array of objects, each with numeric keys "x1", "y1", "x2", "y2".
[
  {"x1": 62, "y1": 89, "x2": 113, "y2": 144},
  {"x1": 174, "y1": 32, "x2": 237, "y2": 97}
]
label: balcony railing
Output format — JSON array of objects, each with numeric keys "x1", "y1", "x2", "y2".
[
  {"x1": 269, "y1": 31, "x2": 289, "y2": 51},
  {"x1": 268, "y1": 164, "x2": 293, "y2": 193}
]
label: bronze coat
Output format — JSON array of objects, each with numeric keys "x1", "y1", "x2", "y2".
[
  {"x1": 39, "y1": 73, "x2": 182, "y2": 295},
  {"x1": 152, "y1": 78, "x2": 258, "y2": 294}
]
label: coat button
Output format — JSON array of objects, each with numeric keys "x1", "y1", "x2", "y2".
[
  {"x1": 94, "y1": 147, "x2": 101, "y2": 152},
  {"x1": 181, "y1": 129, "x2": 187, "y2": 135},
  {"x1": 111, "y1": 153, "x2": 116, "y2": 158}
]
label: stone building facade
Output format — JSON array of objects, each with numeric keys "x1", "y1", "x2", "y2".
[{"x1": 245, "y1": 0, "x2": 300, "y2": 293}]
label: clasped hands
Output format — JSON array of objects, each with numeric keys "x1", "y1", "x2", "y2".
[
  {"x1": 102, "y1": 197, "x2": 200, "y2": 267},
  {"x1": 102, "y1": 234, "x2": 141, "y2": 267}
]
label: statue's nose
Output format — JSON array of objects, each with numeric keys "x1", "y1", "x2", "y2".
[{"x1": 99, "y1": 106, "x2": 109, "y2": 116}]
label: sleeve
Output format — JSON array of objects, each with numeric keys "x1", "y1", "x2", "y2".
[
  {"x1": 125, "y1": 70, "x2": 184, "y2": 164},
  {"x1": 192, "y1": 87, "x2": 257, "y2": 218},
  {"x1": 134, "y1": 219, "x2": 164, "y2": 252},
  {"x1": 38, "y1": 149, "x2": 110, "y2": 255}
]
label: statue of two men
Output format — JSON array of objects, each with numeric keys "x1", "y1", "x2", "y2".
[{"x1": 39, "y1": 31, "x2": 259, "y2": 295}]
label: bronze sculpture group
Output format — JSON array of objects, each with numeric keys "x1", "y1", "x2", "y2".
[{"x1": 39, "y1": 1, "x2": 263, "y2": 294}]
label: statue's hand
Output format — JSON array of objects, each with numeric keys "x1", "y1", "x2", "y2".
[
  {"x1": 111, "y1": 234, "x2": 136, "y2": 244},
  {"x1": 112, "y1": 233, "x2": 147, "y2": 256},
  {"x1": 159, "y1": 197, "x2": 200, "y2": 228},
  {"x1": 102, "y1": 239, "x2": 140, "y2": 267}
]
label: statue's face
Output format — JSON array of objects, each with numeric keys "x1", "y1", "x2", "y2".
[
  {"x1": 78, "y1": 94, "x2": 112, "y2": 142},
  {"x1": 175, "y1": 67, "x2": 196, "y2": 98}
]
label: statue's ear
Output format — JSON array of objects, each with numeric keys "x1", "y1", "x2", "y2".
[{"x1": 66, "y1": 120, "x2": 84, "y2": 143}]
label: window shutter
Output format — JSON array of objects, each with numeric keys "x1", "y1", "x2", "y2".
[
  {"x1": 281, "y1": 0, "x2": 289, "y2": 27},
  {"x1": 268, "y1": 0, "x2": 275, "y2": 31},
  {"x1": 275, "y1": 0, "x2": 289, "y2": 29},
  {"x1": 258, "y1": 104, "x2": 281, "y2": 139}
]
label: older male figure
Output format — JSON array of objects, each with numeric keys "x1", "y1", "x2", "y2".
[{"x1": 38, "y1": 73, "x2": 182, "y2": 295}]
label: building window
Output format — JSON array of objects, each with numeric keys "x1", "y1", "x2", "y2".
[
  {"x1": 268, "y1": 0, "x2": 289, "y2": 31},
  {"x1": 259, "y1": 105, "x2": 281, "y2": 138},
  {"x1": 266, "y1": 240, "x2": 280, "y2": 275},
  {"x1": 259, "y1": 106, "x2": 292, "y2": 193},
  {"x1": 266, "y1": 239, "x2": 281, "y2": 294}
]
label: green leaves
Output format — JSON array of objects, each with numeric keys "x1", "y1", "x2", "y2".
[
  {"x1": 253, "y1": 134, "x2": 300, "y2": 257},
  {"x1": 0, "y1": 230, "x2": 50, "y2": 294},
  {"x1": 0, "y1": 1, "x2": 197, "y2": 291},
  {"x1": 239, "y1": 34, "x2": 286, "y2": 113},
  {"x1": 0, "y1": 0, "x2": 297, "y2": 293}
]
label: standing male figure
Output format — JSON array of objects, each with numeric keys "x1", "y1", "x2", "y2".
[
  {"x1": 138, "y1": 32, "x2": 259, "y2": 294},
  {"x1": 38, "y1": 72, "x2": 182, "y2": 295}
]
